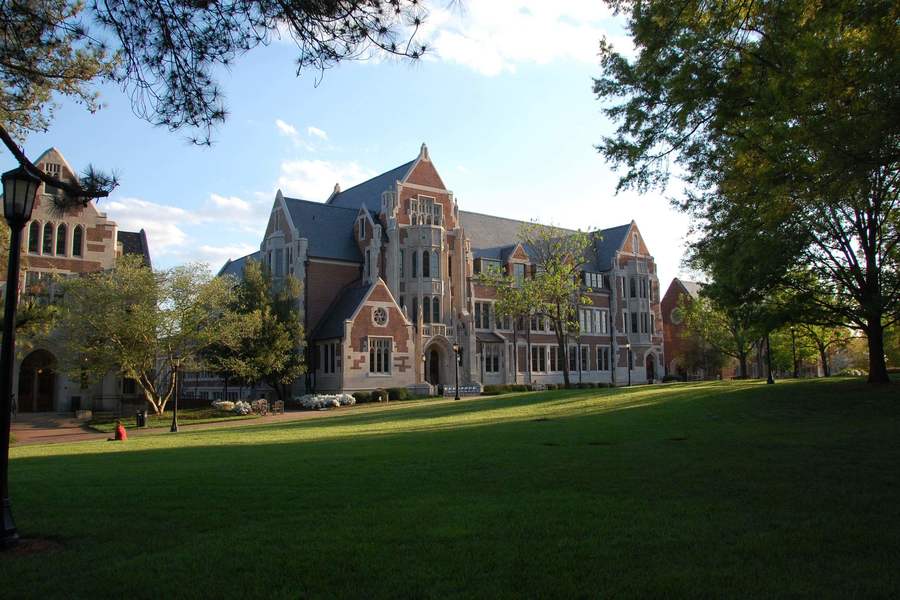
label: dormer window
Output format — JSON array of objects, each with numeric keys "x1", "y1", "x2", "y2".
[{"x1": 358, "y1": 217, "x2": 365, "y2": 240}]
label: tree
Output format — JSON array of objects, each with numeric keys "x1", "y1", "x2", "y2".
[
  {"x1": 56, "y1": 256, "x2": 235, "y2": 414},
  {"x1": 212, "y1": 260, "x2": 306, "y2": 401},
  {"x1": 595, "y1": 0, "x2": 900, "y2": 383},
  {"x1": 680, "y1": 292, "x2": 758, "y2": 379},
  {"x1": 2, "y1": 0, "x2": 432, "y2": 145},
  {"x1": 519, "y1": 223, "x2": 594, "y2": 389},
  {"x1": 476, "y1": 265, "x2": 541, "y2": 384},
  {"x1": 797, "y1": 324, "x2": 852, "y2": 377}
]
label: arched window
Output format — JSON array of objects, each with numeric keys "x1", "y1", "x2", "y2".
[
  {"x1": 412, "y1": 251, "x2": 418, "y2": 278},
  {"x1": 56, "y1": 223, "x2": 67, "y2": 256},
  {"x1": 42, "y1": 222, "x2": 54, "y2": 255},
  {"x1": 422, "y1": 250, "x2": 430, "y2": 278},
  {"x1": 423, "y1": 296, "x2": 431, "y2": 323},
  {"x1": 72, "y1": 225, "x2": 84, "y2": 257},
  {"x1": 431, "y1": 252, "x2": 439, "y2": 278},
  {"x1": 28, "y1": 222, "x2": 40, "y2": 253},
  {"x1": 432, "y1": 297, "x2": 440, "y2": 324}
]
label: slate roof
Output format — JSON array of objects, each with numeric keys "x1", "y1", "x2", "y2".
[
  {"x1": 678, "y1": 279, "x2": 704, "y2": 299},
  {"x1": 117, "y1": 229, "x2": 152, "y2": 268},
  {"x1": 310, "y1": 283, "x2": 372, "y2": 340},
  {"x1": 326, "y1": 160, "x2": 416, "y2": 213},
  {"x1": 283, "y1": 197, "x2": 363, "y2": 262},
  {"x1": 459, "y1": 210, "x2": 633, "y2": 272},
  {"x1": 217, "y1": 251, "x2": 260, "y2": 278}
]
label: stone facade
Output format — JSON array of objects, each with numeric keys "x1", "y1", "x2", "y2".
[{"x1": 223, "y1": 144, "x2": 665, "y2": 395}]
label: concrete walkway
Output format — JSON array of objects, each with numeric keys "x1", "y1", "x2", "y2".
[{"x1": 10, "y1": 409, "x2": 334, "y2": 446}]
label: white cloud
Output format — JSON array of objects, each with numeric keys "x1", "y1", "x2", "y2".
[
  {"x1": 275, "y1": 118, "x2": 299, "y2": 138},
  {"x1": 420, "y1": 1, "x2": 629, "y2": 76},
  {"x1": 106, "y1": 197, "x2": 194, "y2": 254},
  {"x1": 307, "y1": 126, "x2": 328, "y2": 141},
  {"x1": 194, "y1": 243, "x2": 260, "y2": 266},
  {"x1": 277, "y1": 159, "x2": 375, "y2": 200},
  {"x1": 209, "y1": 193, "x2": 251, "y2": 212}
]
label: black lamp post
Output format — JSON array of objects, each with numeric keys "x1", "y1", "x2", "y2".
[
  {"x1": 452, "y1": 343, "x2": 461, "y2": 401},
  {"x1": 1, "y1": 165, "x2": 41, "y2": 549},
  {"x1": 626, "y1": 342, "x2": 632, "y2": 387}
]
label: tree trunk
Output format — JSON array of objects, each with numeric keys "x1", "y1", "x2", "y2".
[
  {"x1": 526, "y1": 325, "x2": 533, "y2": 385},
  {"x1": 560, "y1": 331, "x2": 571, "y2": 389},
  {"x1": 866, "y1": 319, "x2": 890, "y2": 384},
  {"x1": 737, "y1": 350, "x2": 748, "y2": 379},
  {"x1": 817, "y1": 343, "x2": 830, "y2": 377},
  {"x1": 512, "y1": 321, "x2": 519, "y2": 383}
]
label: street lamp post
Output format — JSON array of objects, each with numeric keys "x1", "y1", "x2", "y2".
[
  {"x1": 626, "y1": 342, "x2": 632, "y2": 387},
  {"x1": 170, "y1": 362, "x2": 179, "y2": 433},
  {"x1": 452, "y1": 343, "x2": 461, "y2": 401},
  {"x1": 1, "y1": 165, "x2": 41, "y2": 549}
]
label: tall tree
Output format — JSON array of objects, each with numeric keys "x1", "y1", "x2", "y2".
[
  {"x1": 519, "y1": 223, "x2": 594, "y2": 389},
  {"x1": 595, "y1": 0, "x2": 900, "y2": 383},
  {"x1": 679, "y1": 291, "x2": 758, "y2": 379},
  {"x1": 56, "y1": 256, "x2": 235, "y2": 414},
  {"x1": 216, "y1": 260, "x2": 306, "y2": 401}
]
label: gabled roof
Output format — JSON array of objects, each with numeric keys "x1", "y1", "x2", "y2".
[
  {"x1": 592, "y1": 223, "x2": 632, "y2": 270},
  {"x1": 676, "y1": 279, "x2": 704, "y2": 299},
  {"x1": 326, "y1": 160, "x2": 416, "y2": 213},
  {"x1": 117, "y1": 229, "x2": 152, "y2": 268},
  {"x1": 283, "y1": 197, "x2": 363, "y2": 262},
  {"x1": 459, "y1": 210, "x2": 633, "y2": 272},
  {"x1": 310, "y1": 282, "x2": 372, "y2": 340},
  {"x1": 217, "y1": 251, "x2": 260, "y2": 278}
]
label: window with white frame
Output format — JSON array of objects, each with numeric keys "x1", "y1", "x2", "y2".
[
  {"x1": 358, "y1": 217, "x2": 365, "y2": 240},
  {"x1": 578, "y1": 308, "x2": 609, "y2": 335},
  {"x1": 483, "y1": 344, "x2": 501, "y2": 373},
  {"x1": 583, "y1": 271, "x2": 604, "y2": 289},
  {"x1": 513, "y1": 263, "x2": 526, "y2": 286},
  {"x1": 580, "y1": 345, "x2": 589, "y2": 371},
  {"x1": 319, "y1": 341, "x2": 341, "y2": 374},
  {"x1": 548, "y1": 345, "x2": 560, "y2": 372},
  {"x1": 597, "y1": 346, "x2": 611, "y2": 371},
  {"x1": 530, "y1": 345, "x2": 546, "y2": 373},
  {"x1": 568, "y1": 345, "x2": 577, "y2": 372},
  {"x1": 474, "y1": 301, "x2": 491, "y2": 329},
  {"x1": 369, "y1": 338, "x2": 391, "y2": 374},
  {"x1": 409, "y1": 195, "x2": 442, "y2": 226}
]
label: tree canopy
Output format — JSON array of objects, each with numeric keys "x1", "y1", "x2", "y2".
[{"x1": 595, "y1": 0, "x2": 899, "y2": 383}]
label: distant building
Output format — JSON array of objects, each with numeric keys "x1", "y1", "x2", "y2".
[
  {"x1": 213, "y1": 144, "x2": 665, "y2": 397},
  {"x1": 1, "y1": 148, "x2": 151, "y2": 413}
]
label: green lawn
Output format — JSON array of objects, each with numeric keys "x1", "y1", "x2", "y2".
[
  {"x1": 4, "y1": 378, "x2": 899, "y2": 598},
  {"x1": 87, "y1": 407, "x2": 259, "y2": 433}
]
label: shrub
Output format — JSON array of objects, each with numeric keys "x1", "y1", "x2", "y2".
[
  {"x1": 511, "y1": 384, "x2": 529, "y2": 392},
  {"x1": 352, "y1": 391, "x2": 371, "y2": 403},
  {"x1": 482, "y1": 384, "x2": 506, "y2": 395},
  {"x1": 545, "y1": 383, "x2": 557, "y2": 391},
  {"x1": 838, "y1": 368, "x2": 868, "y2": 377},
  {"x1": 233, "y1": 400, "x2": 252, "y2": 415},
  {"x1": 387, "y1": 387, "x2": 409, "y2": 401},
  {"x1": 211, "y1": 400, "x2": 235, "y2": 412},
  {"x1": 372, "y1": 388, "x2": 389, "y2": 403},
  {"x1": 662, "y1": 374, "x2": 681, "y2": 383},
  {"x1": 295, "y1": 393, "x2": 355, "y2": 410}
]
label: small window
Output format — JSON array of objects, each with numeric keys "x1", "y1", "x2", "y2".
[
  {"x1": 632, "y1": 232, "x2": 639, "y2": 254},
  {"x1": 42, "y1": 222, "x2": 54, "y2": 255},
  {"x1": 28, "y1": 222, "x2": 40, "y2": 254},
  {"x1": 369, "y1": 338, "x2": 391, "y2": 374},
  {"x1": 432, "y1": 297, "x2": 440, "y2": 324},
  {"x1": 513, "y1": 263, "x2": 525, "y2": 286},
  {"x1": 431, "y1": 251, "x2": 439, "y2": 278},
  {"x1": 422, "y1": 250, "x2": 430, "y2": 278},
  {"x1": 358, "y1": 217, "x2": 365, "y2": 240},
  {"x1": 412, "y1": 252, "x2": 418, "y2": 278},
  {"x1": 373, "y1": 307, "x2": 388, "y2": 327},
  {"x1": 56, "y1": 223, "x2": 67, "y2": 256},
  {"x1": 423, "y1": 297, "x2": 431, "y2": 323},
  {"x1": 72, "y1": 225, "x2": 84, "y2": 257},
  {"x1": 399, "y1": 249, "x2": 405, "y2": 279}
]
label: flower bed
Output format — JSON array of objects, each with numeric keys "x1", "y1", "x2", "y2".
[{"x1": 294, "y1": 393, "x2": 356, "y2": 410}]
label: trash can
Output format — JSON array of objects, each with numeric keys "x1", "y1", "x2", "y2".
[{"x1": 135, "y1": 410, "x2": 147, "y2": 428}]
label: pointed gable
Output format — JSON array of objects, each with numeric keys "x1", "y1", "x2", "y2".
[{"x1": 404, "y1": 156, "x2": 446, "y2": 189}]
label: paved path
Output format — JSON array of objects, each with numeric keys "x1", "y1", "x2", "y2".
[{"x1": 10, "y1": 409, "x2": 336, "y2": 446}]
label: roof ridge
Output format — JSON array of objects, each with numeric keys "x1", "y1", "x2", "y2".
[
  {"x1": 282, "y1": 196, "x2": 360, "y2": 212},
  {"x1": 331, "y1": 158, "x2": 416, "y2": 197}
]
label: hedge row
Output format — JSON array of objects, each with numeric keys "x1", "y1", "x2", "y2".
[
  {"x1": 351, "y1": 387, "x2": 413, "y2": 403},
  {"x1": 482, "y1": 382, "x2": 614, "y2": 395}
]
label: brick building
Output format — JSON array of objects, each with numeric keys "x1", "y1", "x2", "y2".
[
  {"x1": 220, "y1": 144, "x2": 664, "y2": 395},
  {"x1": 1, "y1": 148, "x2": 151, "y2": 413}
]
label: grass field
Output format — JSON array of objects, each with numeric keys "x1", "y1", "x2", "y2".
[{"x1": 3, "y1": 378, "x2": 899, "y2": 598}]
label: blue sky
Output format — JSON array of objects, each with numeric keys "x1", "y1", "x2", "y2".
[{"x1": 3, "y1": 1, "x2": 692, "y2": 287}]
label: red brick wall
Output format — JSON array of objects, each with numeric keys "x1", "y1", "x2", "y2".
[
  {"x1": 347, "y1": 282, "x2": 412, "y2": 373},
  {"x1": 405, "y1": 160, "x2": 446, "y2": 190},
  {"x1": 306, "y1": 260, "x2": 361, "y2": 334},
  {"x1": 661, "y1": 281, "x2": 688, "y2": 372}
]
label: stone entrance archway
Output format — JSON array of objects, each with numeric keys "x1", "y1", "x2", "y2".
[
  {"x1": 424, "y1": 339, "x2": 453, "y2": 386},
  {"x1": 18, "y1": 349, "x2": 58, "y2": 412}
]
